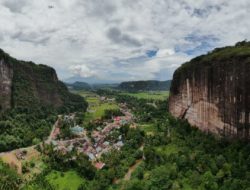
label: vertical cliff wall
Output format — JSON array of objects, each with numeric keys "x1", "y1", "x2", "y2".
[
  {"x1": 169, "y1": 42, "x2": 250, "y2": 139},
  {"x1": 0, "y1": 59, "x2": 13, "y2": 110}
]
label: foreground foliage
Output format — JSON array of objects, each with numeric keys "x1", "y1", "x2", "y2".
[{"x1": 0, "y1": 161, "x2": 22, "y2": 190}]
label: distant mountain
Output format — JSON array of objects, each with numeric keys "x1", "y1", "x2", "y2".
[
  {"x1": 64, "y1": 75, "x2": 118, "y2": 84},
  {"x1": 0, "y1": 49, "x2": 87, "y2": 112},
  {"x1": 92, "y1": 83, "x2": 119, "y2": 90},
  {"x1": 66, "y1": 81, "x2": 120, "y2": 91},
  {"x1": 118, "y1": 80, "x2": 172, "y2": 92},
  {"x1": 67, "y1": 81, "x2": 92, "y2": 91}
]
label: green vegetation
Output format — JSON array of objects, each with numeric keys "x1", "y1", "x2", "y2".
[
  {"x1": 96, "y1": 90, "x2": 250, "y2": 190},
  {"x1": 21, "y1": 124, "x2": 144, "y2": 190},
  {"x1": 46, "y1": 170, "x2": 85, "y2": 190},
  {"x1": 0, "y1": 160, "x2": 22, "y2": 190},
  {"x1": 1, "y1": 87, "x2": 250, "y2": 189},
  {"x1": 74, "y1": 90, "x2": 120, "y2": 123},
  {"x1": 118, "y1": 80, "x2": 171, "y2": 92},
  {"x1": 0, "y1": 108, "x2": 56, "y2": 152},
  {"x1": 0, "y1": 49, "x2": 88, "y2": 152},
  {"x1": 84, "y1": 102, "x2": 119, "y2": 123},
  {"x1": 155, "y1": 144, "x2": 181, "y2": 156},
  {"x1": 120, "y1": 91, "x2": 169, "y2": 100},
  {"x1": 2, "y1": 52, "x2": 87, "y2": 112},
  {"x1": 138, "y1": 123, "x2": 157, "y2": 135},
  {"x1": 67, "y1": 81, "x2": 91, "y2": 91}
]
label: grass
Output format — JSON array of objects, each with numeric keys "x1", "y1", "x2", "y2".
[
  {"x1": 71, "y1": 90, "x2": 96, "y2": 98},
  {"x1": 120, "y1": 91, "x2": 169, "y2": 100},
  {"x1": 22, "y1": 147, "x2": 46, "y2": 180},
  {"x1": 86, "y1": 97, "x2": 99, "y2": 104},
  {"x1": 155, "y1": 144, "x2": 181, "y2": 156},
  {"x1": 94, "y1": 103, "x2": 119, "y2": 118},
  {"x1": 84, "y1": 103, "x2": 119, "y2": 123},
  {"x1": 138, "y1": 123, "x2": 157, "y2": 135},
  {"x1": 0, "y1": 147, "x2": 43, "y2": 177},
  {"x1": 46, "y1": 170, "x2": 85, "y2": 190},
  {"x1": 74, "y1": 90, "x2": 120, "y2": 123}
]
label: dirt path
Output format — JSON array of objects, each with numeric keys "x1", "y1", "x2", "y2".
[
  {"x1": 114, "y1": 145, "x2": 144, "y2": 185},
  {"x1": 124, "y1": 159, "x2": 143, "y2": 180}
]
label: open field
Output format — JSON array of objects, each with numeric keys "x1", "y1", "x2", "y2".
[
  {"x1": 46, "y1": 170, "x2": 85, "y2": 190},
  {"x1": 71, "y1": 90, "x2": 96, "y2": 97},
  {"x1": 138, "y1": 123, "x2": 157, "y2": 135},
  {"x1": 74, "y1": 90, "x2": 120, "y2": 122},
  {"x1": 84, "y1": 102, "x2": 120, "y2": 123},
  {"x1": 120, "y1": 91, "x2": 169, "y2": 100},
  {"x1": 0, "y1": 152, "x2": 22, "y2": 174},
  {"x1": 0, "y1": 146, "x2": 43, "y2": 177}
]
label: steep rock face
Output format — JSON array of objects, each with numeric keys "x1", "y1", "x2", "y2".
[
  {"x1": 0, "y1": 59, "x2": 13, "y2": 110},
  {"x1": 169, "y1": 42, "x2": 250, "y2": 139},
  {"x1": 0, "y1": 49, "x2": 87, "y2": 112}
]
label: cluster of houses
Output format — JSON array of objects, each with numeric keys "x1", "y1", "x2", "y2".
[{"x1": 49, "y1": 103, "x2": 133, "y2": 170}]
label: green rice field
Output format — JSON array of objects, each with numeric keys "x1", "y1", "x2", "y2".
[
  {"x1": 46, "y1": 170, "x2": 85, "y2": 190},
  {"x1": 74, "y1": 90, "x2": 120, "y2": 122},
  {"x1": 120, "y1": 91, "x2": 169, "y2": 100}
]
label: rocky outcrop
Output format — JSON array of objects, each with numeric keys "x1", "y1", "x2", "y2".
[
  {"x1": 0, "y1": 49, "x2": 87, "y2": 112},
  {"x1": 169, "y1": 41, "x2": 250, "y2": 139}
]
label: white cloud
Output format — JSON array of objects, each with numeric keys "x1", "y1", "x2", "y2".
[
  {"x1": 157, "y1": 49, "x2": 175, "y2": 57},
  {"x1": 0, "y1": 0, "x2": 249, "y2": 82},
  {"x1": 69, "y1": 64, "x2": 97, "y2": 78}
]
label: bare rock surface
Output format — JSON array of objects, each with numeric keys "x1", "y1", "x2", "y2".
[{"x1": 169, "y1": 41, "x2": 250, "y2": 139}]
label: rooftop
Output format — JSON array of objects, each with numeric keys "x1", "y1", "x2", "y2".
[
  {"x1": 71, "y1": 125, "x2": 84, "y2": 134},
  {"x1": 94, "y1": 162, "x2": 105, "y2": 170}
]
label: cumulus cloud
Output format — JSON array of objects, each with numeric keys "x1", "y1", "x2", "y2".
[
  {"x1": 3, "y1": 0, "x2": 27, "y2": 13},
  {"x1": 69, "y1": 64, "x2": 97, "y2": 78},
  {"x1": 107, "y1": 27, "x2": 142, "y2": 47},
  {"x1": 0, "y1": 0, "x2": 249, "y2": 82}
]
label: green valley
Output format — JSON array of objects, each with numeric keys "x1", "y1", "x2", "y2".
[
  {"x1": 0, "y1": 4, "x2": 250, "y2": 189},
  {"x1": 1, "y1": 88, "x2": 250, "y2": 190}
]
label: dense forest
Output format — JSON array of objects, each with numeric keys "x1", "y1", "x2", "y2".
[
  {"x1": 1, "y1": 90, "x2": 247, "y2": 190},
  {"x1": 67, "y1": 81, "x2": 92, "y2": 91},
  {"x1": 118, "y1": 80, "x2": 171, "y2": 92}
]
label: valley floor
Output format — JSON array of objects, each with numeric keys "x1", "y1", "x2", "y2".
[{"x1": 1, "y1": 90, "x2": 250, "y2": 190}]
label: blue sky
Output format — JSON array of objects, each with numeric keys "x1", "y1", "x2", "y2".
[
  {"x1": 0, "y1": 0, "x2": 249, "y2": 83},
  {"x1": 146, "y1": 50, "x2": 158, "y2": 58}
]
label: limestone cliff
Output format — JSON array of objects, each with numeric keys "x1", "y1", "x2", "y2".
[
  {"x1": 0, "y1": 58, "x2": 13, "y2": 110},
  {"x1": 0, "y1": 49, "x2": 87, "y2": 112},
  {"x1": 169, "y1": 41, "x2": 250, "y2": 139}
]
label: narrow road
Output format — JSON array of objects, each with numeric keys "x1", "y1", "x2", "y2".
[{"x1": 46, "y1": 118, "x2": 61, "y2": 143}]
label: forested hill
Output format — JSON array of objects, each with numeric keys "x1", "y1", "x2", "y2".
[
  {"x1": 0, "y1": 49, "x2": 87, "y2": 113},
  {"x1": 67, "y1": 81, "x2": 92, "y2": 91},
  {"x1": 118, "y1": 80, "x2": 171, "y2": 91}
]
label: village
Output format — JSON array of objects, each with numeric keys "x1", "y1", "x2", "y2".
[
  {"x1": 48, "y1": 97, "x2": 134, "y2": 170},
  {"x1": 0, "y1": 94, "x2": 137, "y2": 178}
]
